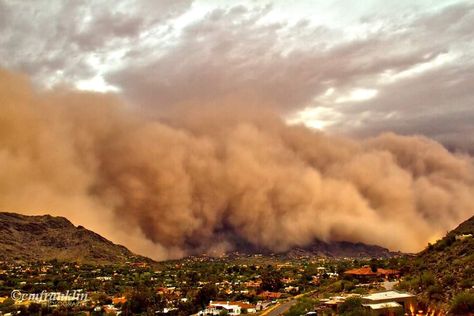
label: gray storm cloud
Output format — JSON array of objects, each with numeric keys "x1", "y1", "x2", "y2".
[
  {"x1": 2, "y1": 1, "x2": 474, "y2": 154},
  {"x1": 1, "y1": 68, "x2": 473, "y2": 260}
]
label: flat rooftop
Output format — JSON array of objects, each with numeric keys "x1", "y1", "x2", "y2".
[
  {"x1": 363, "y1": 302, "x2": 402, "y2": 310},
  {"x1": 363, "y1": 291, "x2": 415, "y2": 301}
]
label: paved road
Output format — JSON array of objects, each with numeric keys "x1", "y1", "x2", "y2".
[
  {"x1": 263, "y1": 290, "x2": 317, "y2": 316},
  {"x1": 266, "y1": 300, "x2": 296, "y2": 316}
]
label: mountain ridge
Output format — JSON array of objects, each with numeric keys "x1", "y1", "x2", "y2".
[
  {"x1": 220, "y1": 239, "x2": 398, "y2": 259},
  {"x1": 0, "y1": 212, "x2": 401, "y2": 264},
  {"x1": 0, "y1": 211, "x2": 152, "y2": 265}
]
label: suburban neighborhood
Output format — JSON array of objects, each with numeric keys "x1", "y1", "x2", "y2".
[{"x1": 0, "y1": 254, "x2": 435, "y2": 315}]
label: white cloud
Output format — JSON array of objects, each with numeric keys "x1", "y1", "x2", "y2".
[
  {"x1": 378, "y1": 52, "x2": 458, "y2": 84},
  {"x1": 335, "y1": 88, "x2": 378, "y2": 103},
  {"x1": 287, "y1": 106, "x2": 342, "y2": 130},
  {"x1": 76, "y1": 75, "x2": 120, "y2": 93}
]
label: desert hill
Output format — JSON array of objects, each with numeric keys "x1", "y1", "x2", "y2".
[
  {"x1": 398, "y1": 215, "x2": 474, "y2": 310},
  {"x1": 0, "y1": 212, "x2": 152, "y2": 265}
]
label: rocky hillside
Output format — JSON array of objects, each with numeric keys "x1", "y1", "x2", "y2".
[
  {"x1": 283, "y1": 240, "x2": 397, "y2": 258},
  {"x1": 0, "y1": 212, "x2": 153, "y2": 265},
  {"x1": 220, "y1": 235, "x2": 396, "y2": 258},
  {"x1": 398, "y1": 215, "x2": 474, "y2": 310}
]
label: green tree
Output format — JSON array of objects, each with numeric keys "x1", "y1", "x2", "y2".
[
  {"x1": 122, "y1": 287, "x2": 165, "y2": 315},
  {"x1": 421, "y1": 271, "x2": 436, "y2": 288},
  {"x1": 427, "y1": 285, "x2": 443, "y2": 301},
  {"x1": 338, "y1": 297, "x2": 368, "y2": 316},
  {"x1": 0, "y1": 297, "x2": 15, "y2": 314},
  {"x1": 285, "y1": 298, "x2": 316, "y2": 316},
  {"x1": 260, "y1": 268, "x2": 283, "y2": 292},
  {"x1": 28, "y1": 302, "x2": 42, "y2": 314},
  {"x1": 194, "y1": 284, "x2": 218, "y2": 309},
  {"x1": 369, "y1": 259, "x2": 378, "y2": 273}
]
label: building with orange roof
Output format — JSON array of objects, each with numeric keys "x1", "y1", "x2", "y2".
[
  {"x1": 258, "y1": 291, "x2": 283, "y2": 300},
  {"x1": 112, "y1": 296, "x2": 127, "y2": 305},
  {"x1": 344, "y1": 266, "x2": 400, "y2": 281}
]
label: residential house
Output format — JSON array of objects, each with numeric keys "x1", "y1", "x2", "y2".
[
  {"x1": 362, "y1": 290, "x2": 416, "y2": 315},
  {"x1": 199, "y1": 301, "x2": 256, "y2": 315},
  {"x1": 344, "y1": 266, "x2": 400, "y2": 282},
  {"x1": 258, "y1": 291, "x2": 283, "y2": 300}
]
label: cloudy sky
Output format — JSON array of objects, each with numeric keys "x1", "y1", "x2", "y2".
[{"x1": 1, "y1": 0, "x2": 473, "y2": 150}]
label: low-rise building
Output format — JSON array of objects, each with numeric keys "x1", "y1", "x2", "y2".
[
  {"x1": 258, "y1": 291, "x2": 283, "y2": 300},
  {"x1": 362, "y1": 301, "x2": 403, "y2": 316},
  {"x1": 199, "y1": 301, "x2": 256, "y2": 315},
  {"x1": 344, "y1": 266, "x2": 400, "y2": 281},
  {"x1": 362, "y1": 290, "x2": 416, "y2": 315}
]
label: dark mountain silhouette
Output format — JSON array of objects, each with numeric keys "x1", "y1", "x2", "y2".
[{"x1": 0, "y1": 212, "x2": 152, "y2": 264}]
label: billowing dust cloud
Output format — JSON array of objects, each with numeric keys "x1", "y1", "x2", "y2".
[{"x1": 1, "y1": 69, "x2": 473, "y2": 260}]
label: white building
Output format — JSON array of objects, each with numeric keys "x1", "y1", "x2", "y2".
[
  {"x1": 198, "y1": 301, "x2": 256, "y2": 315},
  {"x1": 455, "y1": 233, "x2": 473, "y2": 241},
  {"x1": 362, "y1": 290, "x2": 416, "y2": 314}
]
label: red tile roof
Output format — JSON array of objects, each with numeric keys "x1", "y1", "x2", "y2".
[
  {"x1": 344, "y1": 266, "x2": 399, "y2": 276},
  {"x1": 112, "y1": 297, "x2": 127, "y2": 304},
  {"x1": 259, "y1": 291, "x2": 283, "y2": 299}
]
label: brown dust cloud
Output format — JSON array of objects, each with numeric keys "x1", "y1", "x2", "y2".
[{"x1": 1, "y1": 68, "x2": 473, "y2": 260}]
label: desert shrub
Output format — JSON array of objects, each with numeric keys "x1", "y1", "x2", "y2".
[
  {"x1": 460, "y1": 279, "x2": 474, "y2": 289},
  {"x1": 449, "y1": 292, "x2": 474, "y2": 315},
  {"x1": 421, "y1": 272, "x2": 436, "y2": 288},
  {"x1": 396, "y1": 280, "x2": 410, "y2": 291},
  {"x1": 285, "y1": 297, "x2": 317, "y2": 316},
  {"x1": 338, "y1": 297, "x2": 368, "y2": 316},
  {"x1": 0, "y1": 298, "x2": 15, "y2": 314},
  {"x1": 427, "y1": 285, "x2": 443, "y2": 301},
  {"x1": 351, "y1": 287, "x2": 368, "y2": 295},
  {"x1": 397, "y1": 276, "x2": 421, "y2": 292},
  {"x1": 436, "y1": 235, "x2": 456, "y2": 251},
  {"x1": 443, "y1": 275, "x2": 456, "y2": 287},
  {"x1": 343, "y1": 281, "x2": 355, "y2": 292}
]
